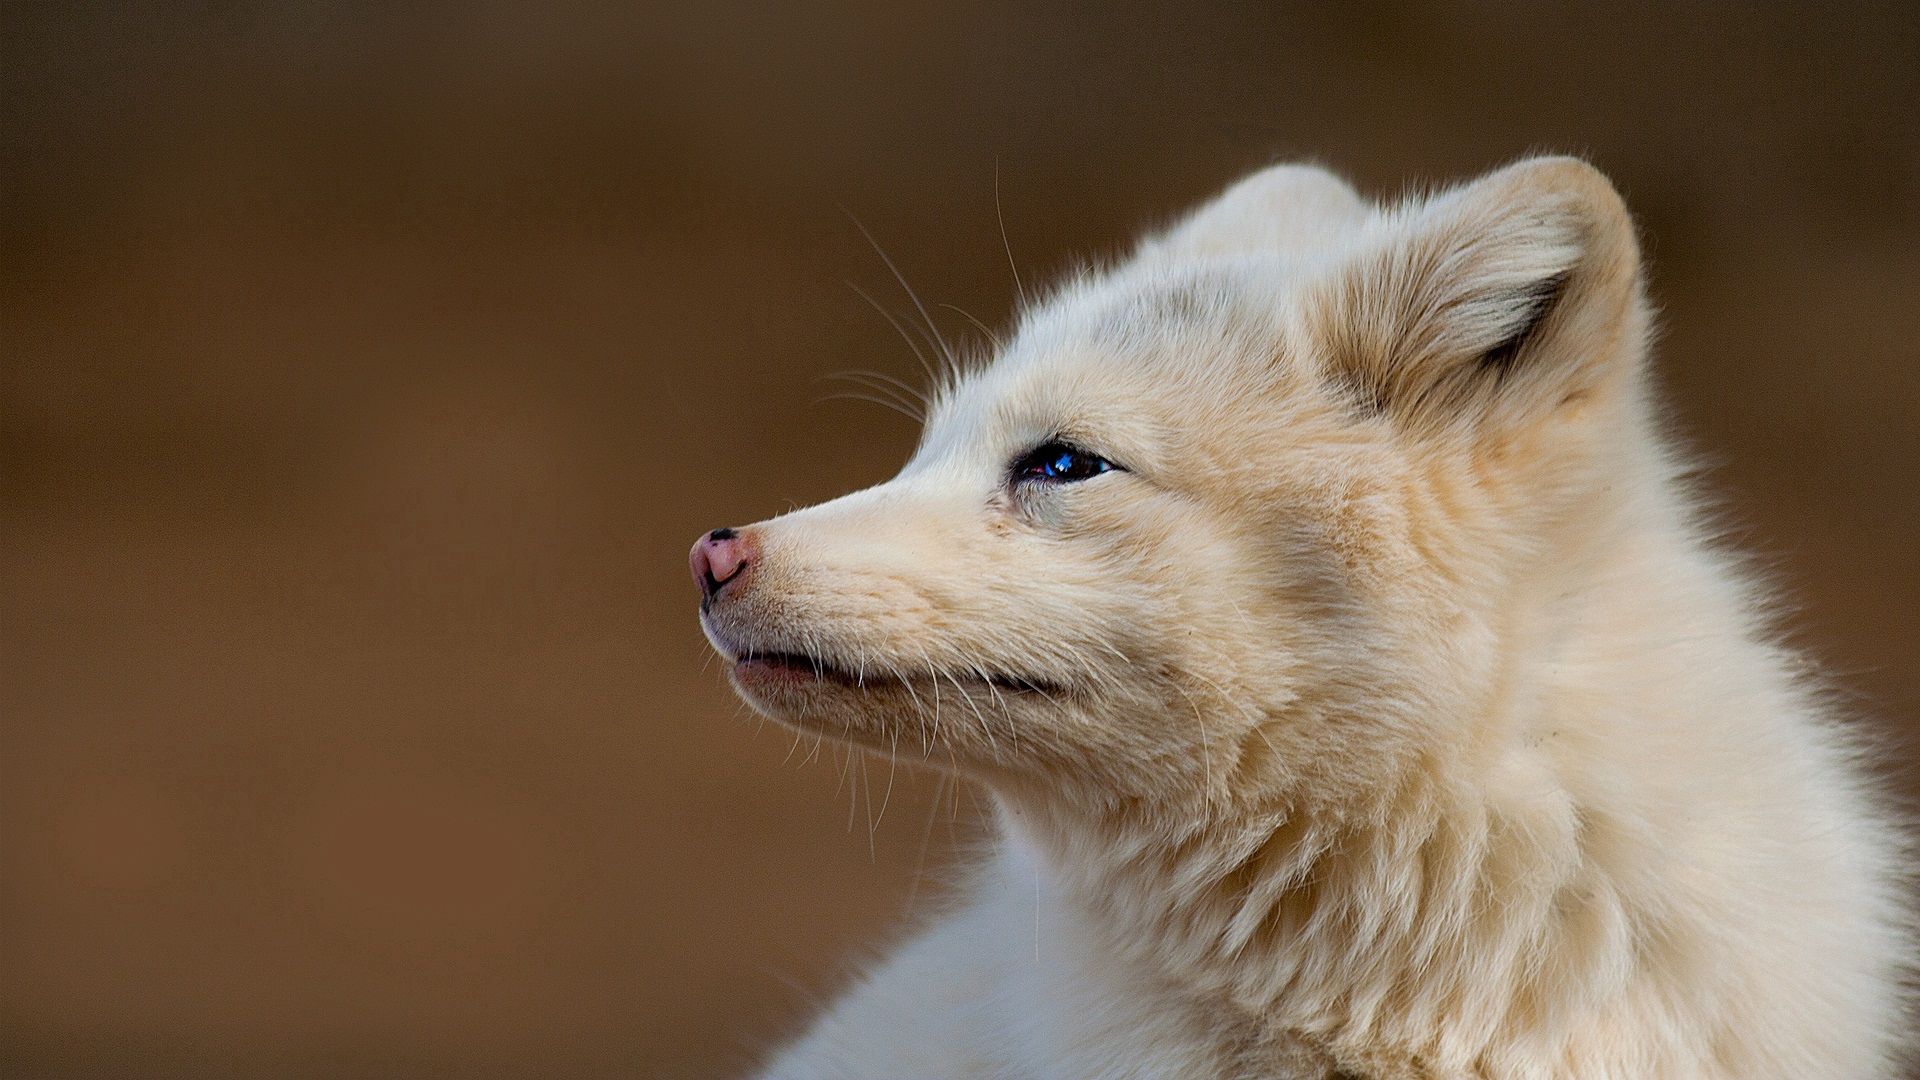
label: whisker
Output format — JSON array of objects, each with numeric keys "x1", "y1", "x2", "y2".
[
  {"x1": 1172, "y1": 681, "x2": 1216, "y2": 801},
  {"x1": 859, "y1": 750, "x2": 876, "y2": 856},
  {"x1": 944, "y1": 670, "x2": 997, "y2": 753},
  {"x1": 842, "y1": 208, "x2": 960, "y2": 384},
  {"x1": 966, "y1": 658, "x2": 1019, "y2": 751},
  {"x1": 995, "y1": 157, "x2": 1028, "y2": 312},
  {"x1": 846, "y1": 280, "x2": 940, "y2": 389},
  {"x1": 834, "y1": 742, "x2": 855, "y2": 799},
  {"x1": 821, "y1": 371, "x2": 927, "y2": 421},
  {"x1": 947, "y1": 764, "x2": 962, "y2": 834},
  {"x1": 938, "y1": 302, "x2": 1004, "y2": 352},
  {"x1": 920, "y1": 646, "x2": 946, "y2": 749},
  {"x1": 874, "y1": 726, "x2": 900, "y2": 833},
  {"x1": 902, "y1": 770, "x2": 950, "y2": 917},
  {"x1": 829, "y1": 367, "x2": 929, "y2": 405},
  {"x1": 847, "y1": 749, "x2": 861, "y2": 834},
  {"x1": 823, "y1": 377, "x2": 923, "y2": 420},
  {"x1": 815, "y1": 391, "x2": 923, "y2": 423}
]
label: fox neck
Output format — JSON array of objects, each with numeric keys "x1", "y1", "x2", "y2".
[{"x1": 998, "y1": 757, "x2": 1629, "y2": 1071}]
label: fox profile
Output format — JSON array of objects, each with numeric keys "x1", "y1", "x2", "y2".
[{"x1": 692, "y1": 157, "x2": 1914, "y2": 1079}]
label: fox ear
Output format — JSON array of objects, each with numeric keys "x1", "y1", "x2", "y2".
[
  {"x1": 1310, "y1": 156, "x2": 1643, "y2": 435},
  {"x1": 1143, "y1": 163, "x2": 1371, "y2": 260}
]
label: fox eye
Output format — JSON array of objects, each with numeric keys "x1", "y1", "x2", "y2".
[{"x1": 1012, "y1": 441, "x2": 1119, "y2": 484}]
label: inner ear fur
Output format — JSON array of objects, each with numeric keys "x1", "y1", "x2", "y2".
[{"x1": 1311, "y1": 156, "x2": 1643, "y2": 436}]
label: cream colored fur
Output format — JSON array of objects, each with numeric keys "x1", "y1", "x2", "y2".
[{"x1": 699, "y1": 158, "x2": 1915, "y2": 1078}]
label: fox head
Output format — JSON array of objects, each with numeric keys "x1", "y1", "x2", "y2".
[{"x1": 694, "y1": 157, "x2": 1649, "y2": 816}]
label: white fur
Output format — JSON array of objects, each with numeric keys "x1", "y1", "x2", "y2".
[{"x1": 700, "y1": 158, "x2": 1915, "y2": 1078}]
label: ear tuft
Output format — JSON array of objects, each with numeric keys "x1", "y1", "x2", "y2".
[
  {"x1": 1144, "y1": 163, "x2": 1370, "y2": 261},
  {"x1": 1312, "y1": 156, "x2": 1642, "y2": 433}
]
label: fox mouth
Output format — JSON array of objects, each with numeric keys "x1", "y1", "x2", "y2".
[
  {"x1": 733, "y1": 649, "x2": 878, "y2": 687},
  {"x1": 706, "y1": 628, "x2": 1060, "y2": 697}
]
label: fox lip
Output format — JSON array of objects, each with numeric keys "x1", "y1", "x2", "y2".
[
  {"x1": 702, "y1": 619, "x2": 1061, "y2": 696},
  {"x1": 733, "y1": 649, "x2": 871, "y2": 687},
  {"x1": 730, "y1": 646, "x2": 1061, "y2": 696},
  {"x1": 701, "y1": 619, "x2": 896, "y2": 688}
]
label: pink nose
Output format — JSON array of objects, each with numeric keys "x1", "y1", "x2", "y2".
[{"x1": 690, "y1": 527, "x2": 750, "y2": 600}]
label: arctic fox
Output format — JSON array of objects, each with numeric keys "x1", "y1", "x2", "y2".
[{"x1": 692, "y1": 157, "x2": 1913, "y2": 1079}]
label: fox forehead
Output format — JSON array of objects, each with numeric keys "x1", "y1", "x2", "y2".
[{"x1": 908, "y1": 257, "x2": 1332, "y2": 477}]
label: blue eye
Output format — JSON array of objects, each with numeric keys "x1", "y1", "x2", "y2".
[{"x1": 1013, "y1": 441, "x2": 1118, "y2": 483}]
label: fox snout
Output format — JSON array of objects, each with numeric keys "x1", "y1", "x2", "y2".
[{"x1": 690, "y1": 526, "x2": 754, "y2": 605}]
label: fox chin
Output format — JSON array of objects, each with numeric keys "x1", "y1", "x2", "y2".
[{"x1": 692, "y1": 157, "x2": 1915, "y2": 1079}]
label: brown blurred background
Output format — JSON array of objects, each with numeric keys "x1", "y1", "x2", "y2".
[{"x1": 3, "y1": 3, "x2": 1916, "y2": 1077}]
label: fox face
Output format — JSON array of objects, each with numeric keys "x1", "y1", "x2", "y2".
[{"x1": 695, "y1": 157, "x2": 1646, "y2": 814}]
